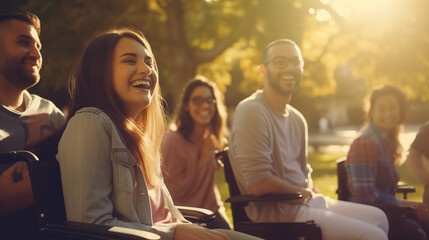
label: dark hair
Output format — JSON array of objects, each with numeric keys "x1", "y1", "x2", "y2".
[
  {"x1": 262, "y1": 39, "x2": 300, "y2": 63},
  {"x1": 365, "y1": 84, "x2": 408, "y2": 164},
  {"x1": 69, "y1": 28, "x2": 165, "y2": 186},
  {"x1": 173, "y1": 75, "x2": 227, "y2": 146},
  {"x1": 0, "y1": 12, "x2": 40, "y2": 35}
]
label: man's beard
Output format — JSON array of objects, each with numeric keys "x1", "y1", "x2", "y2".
[
  {"x1": 0, "y1": 56, "x2": 40, "y2": 90},
  {"x1": 267, "y1": 71, "x2": 301, "y2": 95}
]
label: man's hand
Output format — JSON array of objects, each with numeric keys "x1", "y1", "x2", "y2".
[
  {"x1": 250, "y1": 175, "x2": 315, "y2": 205},
  {"x1": 287, "y1": 188, "x2": 313, "y2": 204},
  {"x1": 0, "y1": 163, "x2": 34, "y2": 215},
  {"x1": 301, "y1": 188, "x2": 313, "y2": 204}
]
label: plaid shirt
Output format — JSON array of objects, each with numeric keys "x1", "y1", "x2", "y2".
[{"x1": 345, "y1": 124, "x2": 401, "y2": 206}]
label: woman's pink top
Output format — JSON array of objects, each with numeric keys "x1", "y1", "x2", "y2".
[
  {"x1": 148, "y1": 185, "x2": 182, "y2": 224},
  {"x1": 161, "y1": 131, "x2": 223, "y2": 213}
]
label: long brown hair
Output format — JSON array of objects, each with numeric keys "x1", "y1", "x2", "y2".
[
  {"x1": 364, "y1": 84, "x2": 408, "y2": 164},
  {"x1": 68, "y1": 28, "x2": 165, "y2": 186},
  {"x1": 173, "y1": 75, "x2": 227, "y2": 147}
]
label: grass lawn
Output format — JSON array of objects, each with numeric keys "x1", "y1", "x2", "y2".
[{"x1": 215, "y1": 152, "x2": 424, "y2": 223}]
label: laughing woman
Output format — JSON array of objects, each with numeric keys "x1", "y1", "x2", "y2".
[
  {"x1": 345, "y1": 84, "x2": 429, "y2": 240},
  {"x1": 161, "y1": 76, "x2": 231, "y2": 229},
  {"x1": 57, "y1": 28, "x2": 260, "y2": 240}
]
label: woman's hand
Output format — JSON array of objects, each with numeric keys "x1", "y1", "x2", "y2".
[{"x1": 174, "y1": 224, "x2": 230, "y2": 240}]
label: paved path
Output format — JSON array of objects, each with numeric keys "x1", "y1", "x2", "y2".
[{"x1": 309, "y1": 124, "x2": 421, "y2": 154}]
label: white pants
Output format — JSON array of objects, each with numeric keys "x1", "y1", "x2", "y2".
[{"x1": 294, "y1": 194, "x2": 389, "y2": 240}]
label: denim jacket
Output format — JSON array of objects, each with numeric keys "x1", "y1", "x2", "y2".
[{"x1": 58, "y1": 107, "x2": 186, "y2": 240}]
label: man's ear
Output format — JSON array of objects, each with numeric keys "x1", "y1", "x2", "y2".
[{"x1": 258, "y1": 64, "x2": 266, "y2": 76}]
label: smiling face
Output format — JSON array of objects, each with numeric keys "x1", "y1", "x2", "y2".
[
  {"x1": 261, "y1": 43, "x2": 303, "y2": 95},
  {"x1": 371, "y1": 94, "x2": 401, "y2": 133},
  {"x1": 185, "y1": 85, "x2": 216, "y2": 128},
  {"x1": 0, "y1": 19, "x2": 42, "y2": 90},
  {"x1": 112, "y1": 37, "x2": 157, "y2": 118}
]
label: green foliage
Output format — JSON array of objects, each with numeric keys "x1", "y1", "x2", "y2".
[
  {"x1": 5, "y1": 0, "x2": 429, "y2": 112},
  {"x1": 308, "y1": 0, "x2": 429, "y2": 102},
  {"x1": 20, "y1": 0, "x2": 153, "y2": 107}
]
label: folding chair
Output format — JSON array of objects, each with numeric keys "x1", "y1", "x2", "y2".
[{"x1": 217, "y1": 148, "x2": 322, "y2": 240}]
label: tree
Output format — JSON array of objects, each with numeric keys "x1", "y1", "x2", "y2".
[
  {"x1": 14, "y1": 0, "x2": 261, "y2": 111},
  {"x1": 151, "y1": 0, "x2": 258, "y2": 110},
  {"x1": 8, "y1": 0, "x2": 429, "y2": 115},
  {"x1": 303, "y1": 0, "x2": 429, "y2": 102}
]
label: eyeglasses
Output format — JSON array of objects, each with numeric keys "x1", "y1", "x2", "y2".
[
  {"x1": 190, "y1": 96, "x2": 217, "y2": 106},
  {"x1": 264, "y1": 56, "x2": 304, "y2": 69}
]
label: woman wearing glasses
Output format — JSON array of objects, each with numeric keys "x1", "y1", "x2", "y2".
[{"x1": 161, "y1": 76, "x2": 231, "y2": 229}]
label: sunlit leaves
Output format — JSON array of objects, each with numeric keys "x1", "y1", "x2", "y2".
[
  {"x1": 306, "y1": 0, "x2": 429, "y2": 102},
  {"x1": 12, "y1": 0, "x2": 429, "y2": 110},
  {"x1": 301, "y1": 61, "x2": 335, "y2": 97}
]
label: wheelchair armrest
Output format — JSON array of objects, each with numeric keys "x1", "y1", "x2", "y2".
[
  {"x1": 176, "y1": 206, "x2": 216, "y2": 224},
  {"x1": 397, "y1": 181, "x2": 416, "y2": 199},
  {"x1": 0, "y1": 150, "x2": 39, "y2": 164},
  {"x1": 42, "y1": 221, "x2": 160, "y2": 240},
  {"x1": 375, "y1": 205, "x2": 417, "y2": 220},
  {"x1": 226, "y1": 193, "x2": 302, "y2": 204}
]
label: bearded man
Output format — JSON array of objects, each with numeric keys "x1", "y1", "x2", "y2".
[
  {"x1": 228, "y1": 39, "x2": 390, "y2": 240},
  {"x1": 0, "y1": 12, "x2": 65, "y2": 240}
]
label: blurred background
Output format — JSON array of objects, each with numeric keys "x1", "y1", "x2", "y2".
[
  {"x1": 2, "y1": 0, "x2": 428, "y2": 134},
  {"x1": 3, "y1": 0, "x2": 429, "y2": 218}
]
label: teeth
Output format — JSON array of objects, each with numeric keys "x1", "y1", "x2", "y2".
[
  {"x1": 280, "y1": 76, "x2": 294, "y2": 80},
  {"x1": 131, "y1": 80, "x2": 150, "y2": 88},
  {"x1": 199, "y1": 111, "x2": 209, "y2": 116}
]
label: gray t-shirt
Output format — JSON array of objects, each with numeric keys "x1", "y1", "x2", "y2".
[
  {"x1": 229, "y1": 90, "x2": 313, "y2": 222},
  {"x1": 0, "y1": 90, "x2": 65, "y2": 152}
]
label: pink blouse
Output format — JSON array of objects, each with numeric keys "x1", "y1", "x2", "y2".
[
  {"x1": 161, "y1": 131, "x2": 223, "y2": 213},
  {"x1": 148, "y1": 185, "x2": 182, "y2": 224}
]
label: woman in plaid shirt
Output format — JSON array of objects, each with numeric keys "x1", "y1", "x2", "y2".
[{"x1": 345, "y1": 84, "x2": 429, "y2": 240}]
